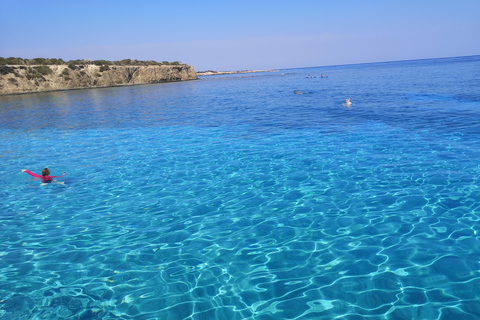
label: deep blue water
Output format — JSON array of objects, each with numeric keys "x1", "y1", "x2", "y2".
[{"x1": 1, "y1": 55, "x2": 480, "y2": 319}]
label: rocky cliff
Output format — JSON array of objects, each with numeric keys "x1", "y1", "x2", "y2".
[{"x1": 0, "y1": 64, "x2": 197, "y2": 95}]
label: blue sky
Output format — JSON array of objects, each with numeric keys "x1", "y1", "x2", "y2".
[{"x1": 1, "y1": 0, "x2": 479, "y2": 71}]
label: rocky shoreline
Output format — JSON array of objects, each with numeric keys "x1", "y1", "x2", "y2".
[{"x1": 0, "y1": 64, "x2": 197, "y2": 95}]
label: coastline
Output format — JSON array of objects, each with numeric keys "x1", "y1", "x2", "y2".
[
  {"x1": 196, "y1": 69, "x2": 276, "y2": 76},
  {"x1": 0, "y1": 64, "x2": 197, "y2": 96},
  {"x1": 0, "y1": 65, "x2": 280, "y2": 95}
]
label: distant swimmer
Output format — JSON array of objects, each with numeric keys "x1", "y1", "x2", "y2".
[
  {"x1": 346, "y1": 98, "x2": 352, "y2": 107},
  {"x1": 22, "y1": 168, "x2": 66, "y2": 184},
  {"x1": 294, "y1": 90, "x2": 304, "y2": 95},
  {"x1": 321, "y1": 74, "x2": 328, "y2": 78}
]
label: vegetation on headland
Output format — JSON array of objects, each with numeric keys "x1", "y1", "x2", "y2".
[
  {"x1": 0, "y1": 57, "x2": 184, "y2": 67},
  {"x1": 0, "y1": 58, "x2": 197, "y2": 95}
]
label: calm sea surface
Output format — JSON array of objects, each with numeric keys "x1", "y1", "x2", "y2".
[{"x1": 1, "y1": 56, "x2": 480, "y2": 319}]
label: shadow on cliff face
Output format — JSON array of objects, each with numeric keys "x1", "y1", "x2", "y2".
[{"x1": 0, "y1": 65, "x2": 198, "y2": 95}]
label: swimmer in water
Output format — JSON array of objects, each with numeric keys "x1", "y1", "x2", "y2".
[
  {"x1": 22, "y1": 168, "x2": 66, "y2": 184},
  {"x1": 346, "y1": 98, "x2": 352, "y2": 107},
  {"x1": 294, "y1": 90, "x2": 304, "y2": 95}
]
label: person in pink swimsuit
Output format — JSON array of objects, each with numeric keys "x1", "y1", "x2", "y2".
[{"x1": 21, "y1": 168, "x2": 66, "y2": 183}]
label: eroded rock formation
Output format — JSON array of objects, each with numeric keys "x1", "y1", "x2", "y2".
[{"x1": 0, "y1": 64, "x2": 197, "y2": 95}]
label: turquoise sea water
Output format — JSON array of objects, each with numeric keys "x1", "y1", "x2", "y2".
[{"x1": 1, "y1": 56, "x2": 480, "y2": 319}]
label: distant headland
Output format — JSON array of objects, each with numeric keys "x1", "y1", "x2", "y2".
[
  {"x1": 197, "y1": 69, "x2": 275, "y2": 76},
  {"x1": 0, "y1": 58, "x2": 197, "y2": 95}
]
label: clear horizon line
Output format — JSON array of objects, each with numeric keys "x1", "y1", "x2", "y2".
[{"x1": 273, "y1": 54, "x2": 480, "y2": 72}]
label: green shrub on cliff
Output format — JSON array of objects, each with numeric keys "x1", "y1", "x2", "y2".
[
  {"x1": 117, "y1": 59, "x2": 132, "y2": 66},
  {"x1": 68, "y1": 60, "x2": 83, "y2": 66},
  {"x1": 0, "y1": 57, "x2": 66, "y2": 65},
  {"x1": 50, "y1": 58, "x2": 66, "y2": 65},
  {"x1": 33, "y1": 66, "x2": 53, "y2": 75},
  {"x1": 22, "y1": 66, "x2": 50, "y2": 81},
  {"x1": 26, "y1": 73, "x2": 45, "y2": 81},
  {"x1": 31, "y1": 58, "x2": 51, "y2": 65},
  {"x1": 8, "y1": 78, "x2": 18, "y2": 85},
  {"x1": 93, "y1": 60, "x2": 113, "y2": 66},
  {"x1": 0, "y1": 66, "x2": 15, "y2": 75},
  {"x1": 30, "y1": 58, "x2": 65, "y2": 65},
  {"x1": 0, "y1": 57, "x2": 186, "y2": 67},
  {"x1": 4, "y1": 57, "x2": 25, "y2": 65}
]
